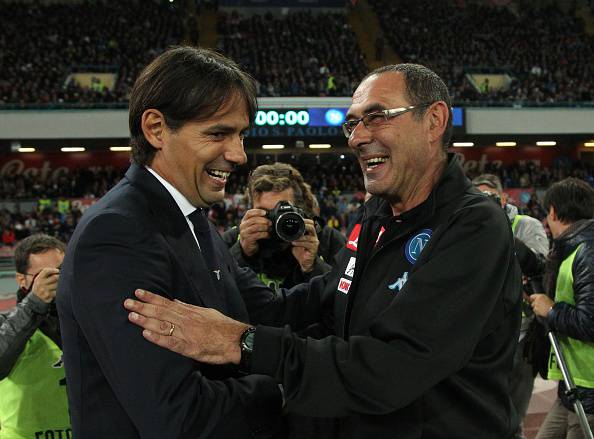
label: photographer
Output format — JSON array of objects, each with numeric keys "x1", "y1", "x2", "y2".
[
  {"x1": 530, "y1": 178, "x2": 594, "y2": 439},
  {"x1": 473, "y1": 173, "x2": 549, "y2": 439},
  {"x1": 222, "y1": 163, "x2": 346, "y2": 293},
  {"x1": 0, "y1": 234, "x2": 70, "y2": 438}
]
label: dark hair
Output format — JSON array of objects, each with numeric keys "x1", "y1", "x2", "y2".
[
  {"x1": 129, "y1": 46, "x2": 258, "y2": 166},
  {"x1": 247, "y1": 163, "x2": 316, "y2": 218},
  {"x1": 364, "y1": 64, "x2": 453, "y2": 149},
  {"x1": 472, "y1": 173, "x2": 503, "y2": 193},
  {"x1": 14, "y1": 234, "x2": 66, "y2": 274},
  {"x1": 543, "y1": 178, "x2": 594, "y2": 223}
]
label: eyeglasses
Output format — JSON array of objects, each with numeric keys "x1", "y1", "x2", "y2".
[{"x1": 342, "y1": 103, "x2": 434, "y2": 138}]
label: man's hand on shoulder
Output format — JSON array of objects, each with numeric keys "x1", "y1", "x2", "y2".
[{"x1": 125, "y1": 289, "x2": 249, "y2": 365}]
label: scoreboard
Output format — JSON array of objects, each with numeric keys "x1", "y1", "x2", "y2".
[{"x1": 249, "y1": 107, "x2": 464, "y2": 137}]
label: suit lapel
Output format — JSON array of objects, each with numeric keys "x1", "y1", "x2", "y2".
[{"x1": 124, "y1": 164, "x2": 226, "y2": 311}]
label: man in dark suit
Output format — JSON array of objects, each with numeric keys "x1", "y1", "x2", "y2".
[{"x1": 56, "y1": 47, "x2": 287, "y2": 439}]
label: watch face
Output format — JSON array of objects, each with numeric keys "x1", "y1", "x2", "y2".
[{"x1": 242, "y1": 331, "x2": 255, "y2": 351}]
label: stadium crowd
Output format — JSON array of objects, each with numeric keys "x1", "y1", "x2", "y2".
[
  {"x1": 217, "y1": 10, "x2": 367, "y2": 97},
  {"x1": 1, "y1": 1, "x2": 593, "y2": 104},
  {"x1": 0, "y1": 166, "x2": 125, "y2": 200},
  {"x1": 0, "y1": 207, "x2": 80, "y2": 246},
  {"x1": 370, "y1": 0, "x2": 594, "y2": 104},
  {"x1": 0, "y1": 157, "x2": 592, "y2": 246},
  {"x1": 0, "y1": 0, "x2": 183, "y2": 106}
]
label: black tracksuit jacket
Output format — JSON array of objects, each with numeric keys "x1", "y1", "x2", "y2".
[{"x1": 253, "y1": 155, "x2": 523, "y2": 438}]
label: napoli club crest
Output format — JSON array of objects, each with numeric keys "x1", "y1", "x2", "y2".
[{"x1": 405, "y1": 229, "x2": 432, "y2": 264}]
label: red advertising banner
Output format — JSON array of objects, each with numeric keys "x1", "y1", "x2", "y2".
[
  {"x1": 451, "y1": 145, "x2": 577, "y2": 174},
  {"x1": 0, "y1": 152, "x2": 131, "y2": 180}
]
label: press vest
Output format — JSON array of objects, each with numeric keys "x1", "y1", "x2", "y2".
[
  {"x1": 548, "y1": 245, "x2": 594, "y2": 389},
  {"x1": 38, "y1": 199, "x2": 51, "y2": 212},
  {"x1": 511, "y1": 214, "x2": 524, "y2": 234},
  {"x1": 0, "y1": 330, "x2": 71, "y2": 439},
  {"x1": 57, "y1": 200, "x2": 70, "y2": 215}
]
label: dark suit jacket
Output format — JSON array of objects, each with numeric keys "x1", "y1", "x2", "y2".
[{"x1": 56, "y1": 164, "x2": 284, "y2": 439}]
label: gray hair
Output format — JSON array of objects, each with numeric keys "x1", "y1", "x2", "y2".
[
  {"x1": 364, "y1": 64, "x2": 453, "y2": 149},
  {"x1": 472, "y1": 174, "x2": 503, "y2": 194}
]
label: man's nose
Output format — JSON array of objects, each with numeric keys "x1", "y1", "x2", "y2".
[
  {"x1": 348, "y1": 121, "x2": 373, "y2": 150},
  {"x1": 225, "y1": 136, "x2": 247, "y2": 165}
]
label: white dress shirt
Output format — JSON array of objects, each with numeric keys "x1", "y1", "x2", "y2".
[{"x1": 146, "y1": 166, "x2": 202, "y2": 250}]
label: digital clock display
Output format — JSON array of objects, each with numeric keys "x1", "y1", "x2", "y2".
[
  {"x1": 254, "y1": 110, "x2": 310, "y2": 126},
  {"x1": 253, "y1": 107, "x2": 463, "y2": 129}
]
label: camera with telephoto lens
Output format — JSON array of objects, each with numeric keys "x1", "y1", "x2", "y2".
[
  {"x1": 266, "y1": 200, "x2": 306, "y2": 242},
  {"x1": 523, "y1": 274, "x2": 545, "y2": 295}
]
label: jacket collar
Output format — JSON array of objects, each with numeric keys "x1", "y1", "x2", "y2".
[
  {"x1": 145, "y1": 166, "x2": 197, "y2": 218},
  {"x1": 364, "y1": 153, "x2": 470, "y2": 223},
  {"x1": 124, "y1": 163, "x2": 226, "y2": 310},
  {"x1": 555, "y1": 219, "x2": 594, "y2": 257}
]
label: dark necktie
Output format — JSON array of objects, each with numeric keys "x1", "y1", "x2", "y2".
[{"x1": 187, "y1": 209, "x2": 219, "y2": 279}]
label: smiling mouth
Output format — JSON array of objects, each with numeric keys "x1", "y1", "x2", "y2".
[
  {"x1": 205, "y1": 169, "x2": 231, "y2": 182},
  {"x1": 363, "y1": 156, "x2": 389, "y2": 171}
]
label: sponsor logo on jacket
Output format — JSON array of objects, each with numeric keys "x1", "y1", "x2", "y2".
[
  {"x1": 344, "y1": 257, "x2": 356, "y2": 277},
  {"x1": 337, "y1": 277, "x2": 352, "y2": 294},
  {"x1": 388, "y1": 272, "x2": 408, "y2": 292},
  {"x1": 346, "y1": 224, "x2": 361, "y2": 251},
  {"x1": 375, "y1": 226, "x2": 386, "y2": 245}
]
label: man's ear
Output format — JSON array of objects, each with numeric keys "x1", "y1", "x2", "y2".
[
  {"x1": 141, "y1": 109, "x2": 167, "y2": 150},
  {"x1": 548, "y1": 205, "x2": 558, "y2": 222},
  {"x1": 427, "y1": 101, "x2": 449, "y2": 145}
]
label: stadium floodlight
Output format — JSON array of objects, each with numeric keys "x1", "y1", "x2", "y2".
[
  {"x1": 110, "y1": 146, "x2": 132, "y2": 152},
  {"x1": 495, "y1": 141, "x2": 517, "y2": 147},
  {"x1": 18, "y1": 147, "x2": 36, "y2": 153},
  {"x1": 262, "y1": 144, "x2": 285, "y2": 149},
  {"x1": 536, "y1": 141, "x2": 556, "y2": 146},
  {"x1": 308, "y1": 144, "x2": 332, "y2": 149},
  {"x1": 452, "y1": 142, "x2": 474, "y2": 147},
  {"x1": 61, "y1": 147, "x2": 86, "y2": 152}
]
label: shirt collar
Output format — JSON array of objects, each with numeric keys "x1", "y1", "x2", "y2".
[{"x1": 146, "y1": 166, "x2": 197, "y2": 218}]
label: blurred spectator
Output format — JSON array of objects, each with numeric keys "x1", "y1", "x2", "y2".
[
  {"x1": 375, "y1": 36, "x2": 384, "y2": 61},
  {"x1": 2, "y1": 225, "x2": 16, "y2": 246}
]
